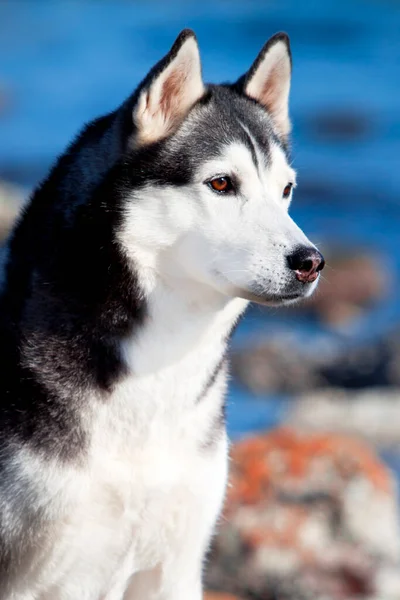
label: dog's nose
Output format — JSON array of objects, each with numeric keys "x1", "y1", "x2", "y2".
[{"x1": 287, "y1": 246, "x2": 325, "y2": 283}]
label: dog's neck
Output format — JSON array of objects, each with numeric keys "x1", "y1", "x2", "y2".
[{"x1": 121, "y1": 271, "x2": 248, "y2": 376}]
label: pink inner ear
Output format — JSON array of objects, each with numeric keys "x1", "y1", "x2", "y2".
[
  {"x1": 160, "y1": 68, "x2": 186, "y2": 117},
  {"x1": 261, "y1": 65, "x2": 283, "y2": 114}
]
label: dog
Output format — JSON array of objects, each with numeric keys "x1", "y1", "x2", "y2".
[{"x1": 0, "y1": 29, "x2": 324, "y2": 599}]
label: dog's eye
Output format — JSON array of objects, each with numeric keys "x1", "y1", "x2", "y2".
[
  {"x1": 283, "y1": 183, "x2": 293, "y2": 199},
  {"x1": 208, "y1": 176, "x2": 234, "y2": 194}
]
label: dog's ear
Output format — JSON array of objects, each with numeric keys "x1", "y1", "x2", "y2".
[
  {"x1": 237, "y1": 33, "x2": 292, "y2": 139},
  {"x1": 132, "y1": 29, "x2": 204, "y2": 145}
]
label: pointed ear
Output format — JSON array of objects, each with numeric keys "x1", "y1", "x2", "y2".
[
  {"x1": 133, "y1": 29, "x2": 204, "y2": 145},
  {"x1": 240, "y1": 33, "x2": 292, "y2": 139}
]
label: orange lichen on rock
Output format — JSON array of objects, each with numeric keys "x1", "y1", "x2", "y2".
[
  {"x1": 228, "y1": 427, "x2": 391, "y2": 508},
  {"x1": 206, "y1": 428, "x2": 400, "y2": 600},
  {"x1": 204, "y1": 593, "x2": 241, "y2": 600}
]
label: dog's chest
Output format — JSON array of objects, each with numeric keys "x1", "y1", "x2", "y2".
[
  {"x1": 35, "y1": 351, "x2": 228, "y2": 596},
  {"x1": 80, "y1": 334, "x2": 228, "y2": 568}
]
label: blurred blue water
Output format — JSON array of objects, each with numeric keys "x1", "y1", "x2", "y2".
[{"x1": 0, "y1": 0, "x2": 399, "y2": 439}]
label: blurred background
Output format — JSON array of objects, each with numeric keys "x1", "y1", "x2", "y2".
[{"x1": 1, "y1": 1, "x2": 400, "y2": 598}]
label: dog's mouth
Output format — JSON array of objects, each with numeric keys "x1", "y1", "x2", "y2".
[
  {"x1": 215, "y1": 268, "x2": 321, "y2": 306},
  {"x1": 224, "y1": 275, "x2": 320, "y2": 306},
  {"x1": 234, "y1": 288, "x2": 309, "y2": 306}
]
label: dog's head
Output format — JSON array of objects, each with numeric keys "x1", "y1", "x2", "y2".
[{"x1": 118, "y1": 30, "x2": 324, "y2": 305}]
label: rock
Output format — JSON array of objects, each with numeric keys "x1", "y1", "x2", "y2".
[
  {"x1": 318, "y1": 340, "x2": 395, "y2": 389},
  {"x1": 0, "y1": 180, "x2": 26, "y2": 243},
  {"x1": 206, "y1": 428, "x2": 400, "y2": 600},
  {"x1": 231, "y1": 341, "x2": 323, "y2": 396},
  {"x1": 205, "y1": 593, "x2": 242, "y2": 600},
  {"x1": 231, "y1": 335, "x2": 400, "y2": 396},
  {"x1": 289, "y1": 387, "x2": 400, "y2": 446},
  {"x1": 306, "y1": 250, "x2": 390, "y2": 328}
]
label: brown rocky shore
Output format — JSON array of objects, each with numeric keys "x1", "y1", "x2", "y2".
[{"x1": 205, "y1": 429, "x2": 400, "y2": 600}]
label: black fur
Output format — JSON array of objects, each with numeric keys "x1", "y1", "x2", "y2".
[
  {"x1": 197, "y1": 355, "x2": 227, "y2": 405},
  {"x1": 199, "y1": 357, "x2": 229, "y2": 451}
]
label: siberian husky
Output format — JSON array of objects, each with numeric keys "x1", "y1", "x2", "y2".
[{"x1": 0, "y1": 29, "x2": 324, "y2": 599}]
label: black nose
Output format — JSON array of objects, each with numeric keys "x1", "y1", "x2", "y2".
[{"x1": 287, "y1": 246, "x2": 325, "y2": 283}]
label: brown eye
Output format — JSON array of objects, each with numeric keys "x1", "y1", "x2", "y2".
[
  {"x1": 283, "y1": 183, "x2": 293, "y2": 199},
  {"x1": 208, "y1": 176, "x2": 234, "y2": 194}
]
